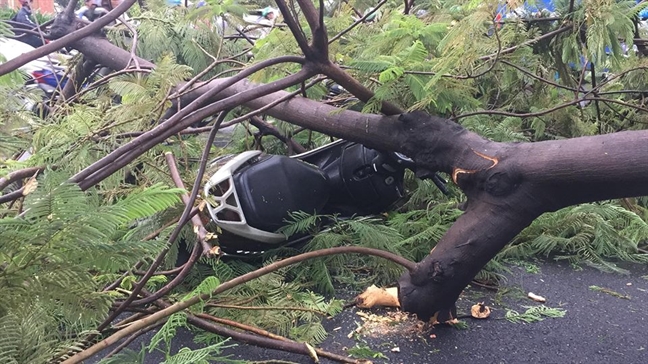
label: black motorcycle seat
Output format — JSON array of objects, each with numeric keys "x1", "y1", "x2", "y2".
[{"x1": 233, "y1": 155, "x2": 331, "y2": 233}]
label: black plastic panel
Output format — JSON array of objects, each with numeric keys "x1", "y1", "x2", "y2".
[{"x1": 233, "y1": 155, "x2": 330, "y2": 232}]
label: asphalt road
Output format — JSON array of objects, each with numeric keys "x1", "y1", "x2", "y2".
[{"x1": 89, "y1": 260, "x2": 648, "y2": 364}]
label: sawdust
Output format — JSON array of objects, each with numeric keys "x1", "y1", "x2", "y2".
[{"x1": 349, "y1": 310, "x2": 427, "y2": 339}]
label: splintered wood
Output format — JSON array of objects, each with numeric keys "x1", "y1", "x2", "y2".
[{"x1": 354, "y1": 285, "x2": 400, "y2": 308}]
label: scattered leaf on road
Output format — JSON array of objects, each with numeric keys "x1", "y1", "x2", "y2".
[{"x1": 589, "y1": 285, "x2": 631, "y2": 300}]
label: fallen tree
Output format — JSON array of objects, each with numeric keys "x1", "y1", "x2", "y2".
[{"x1": 2, "y1": 0, "x2": 648, "y2": 361}]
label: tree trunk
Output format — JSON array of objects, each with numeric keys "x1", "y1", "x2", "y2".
[
  {"x1": 49, "y1": 21, "x2": 648, "y2": 322},
  {"x1": 394, "y1": 112, "x2": 648, "y2": 320}
]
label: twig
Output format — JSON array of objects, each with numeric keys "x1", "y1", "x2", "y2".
[
  {"x1": 195, "y1": 313, "x2": 355, "y2": 363},
  {"x1": 0, "y1": 189, "x2": 24, "y2": 205},
  {"x1": 64, "y1": 67, "x2": 153, "y2": 104},
  {"x1": 128, "y1": 110, "x2": 230, "y2": 306},
  {"x1": 223, "y1": 14, "x2": 257, "y2": 46},
  {"x1": 219, "y1": 75, "x2": 326, "y2": 128},
  {"x1": 165, "y1": 152, "x2": 214, "y2": 255},
  {"x1": 575, "y1": 55, "x2": 588, "y2": 101},
  {"x1": 454, "y1": 97, "x2": 588, "y2": 120},
  {"x1": 590, "y1": 97, "x2": 648, "y2": 114},
  {"x1": 471, "y1": 280, "x2": 499, "y2": 291},
  {"x1": 479, "y1": 25, "x2": 572, "y2": 61},
  {"x1": 172, "y1": 47, "x2": 251, "y2": 97},
  {"x1": 342, "y1": 0, "x2": 362, "y2": 18},
  {"x1": 117, "y1": 17, "x2": 141, "y2": 70},
  {"x1": 103, "y1": 321, "x2": 165, "y2": 359},
  {"x1": 132, "y1": 265, "x2": 184, "y2": 276},
  {"x1": 186, "y1": 313, "x2": 355, "y2": 363},
  {"x1": 97, "y1": 192, "x2": 209, "y2": 329},
  {"x1": 500, "y1": 60, "x2": 579, "y2": 92},
  {"x1": 455, "y1": 95, "x2": 648, "y2": 120},
  {"x1": 205, "y1": 302, "x2": 327, "y2": 315},
  {"x1": 590, "y1": 63, "x2": 602, "y2": 128},
  {"x1": 248, "y1": 115, "x2": 307, "y2": 154},
  {"x1": 461, "y1": 19, "x2": 503, "y2": 80},
  {"x1": 109, "y1": 312, "x2": 149, "y2": 330},
  {"x1": 329, "y1": 0, "x2": 387, "y2": 44},
  {"x1": 61, "y1": 58, "x2": 98, "y2": 101}
]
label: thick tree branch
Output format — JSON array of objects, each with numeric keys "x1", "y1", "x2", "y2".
[
  {"x1": 295, "y1": 0, "x2": 328, "y2": 61},
  {"x1": 194, "y1": 77, "x2": 405, "y2": 151},
  {"x1": 394, "y1": 112, "x2": 648, "y2": 320},
  {"x1": 0, "y1": 0, "x2": 138, "y2": 76},
  {"x1": 0, "y1": 167, "x2": 43, "y2": 191},
  {"x1": 274, "y1": 0, "x2": 312, "y2": 58},
  {"x1": 76, "y1": 68, "x2": 315, "y2": 190},
  {"x1": 70, "y1": 55, "x2": 305, "y2": 188}
]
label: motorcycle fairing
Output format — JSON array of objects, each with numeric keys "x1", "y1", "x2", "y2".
[
  {"x1": 204, "y1": 150, "x2": 331, "y2": 244},
  {"x1": 232, "y1": 154, "x2": 331, "y2": 234}
]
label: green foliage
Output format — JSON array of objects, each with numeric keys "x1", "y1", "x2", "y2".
[
  {"x1": 505, "y1": 305, "x2": 567, "y2": 323},
  {"x1": 3, "y1": 0, "x2": 648, "y2": 360},
  {"x1": 0, "y1": 312, "x2": 59, "y2": 364},
  {"x1": 347, "y1": 344, "x2": 388, "y2": 359},
  {"x1": 160, "y1": 343, "x2": 242, "y2": 364},
  {"x1": 100, "y1": 337, "x2": 240, "y2": 364},
  {"x1": 279, "y1": 193, "x2": 462, "y2": 293},
  {"x1": 589, "y1": 285, "x2": 631, "y2": 299},
  {"x1": 500, "y1": 203, "x2": 648, "y2": 274},
  {"x1": 0, "y1": 172, "x2": 182, "y2": 361},
  {"x1": 579, "y1": 0, "x2": 636, "y2": 67},
  {"x1": 181, "y1": 275, "x2": 220, "y2": 312},
  {"x1": 148, "y1": 313, "x2": 188, "y2": 353},
  {"x1": 201, "y1": 263, "x2": 343, "y2": 344}
]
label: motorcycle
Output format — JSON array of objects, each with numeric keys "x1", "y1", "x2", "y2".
[
  {"x1": 202, "y1": 140, "x2": 448, "y2": 257},
  {"x1": 0, "y1": 38, "x2": 70, "y2": 111},
  {"x1": 1, "y1": 38, "x2": 113, "y2": 115}
]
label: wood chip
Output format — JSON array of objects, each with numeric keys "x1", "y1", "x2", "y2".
[
  {"x1": 528, "y1": 292, "x2": 546, "y2": 302},
  {"x1": 470, "y1": 302, "x2": 491, "y2": 318}
]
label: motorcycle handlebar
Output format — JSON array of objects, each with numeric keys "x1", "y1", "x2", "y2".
[{"x1": 378, "y1": 151, "x2": 450, "y2": 196}]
